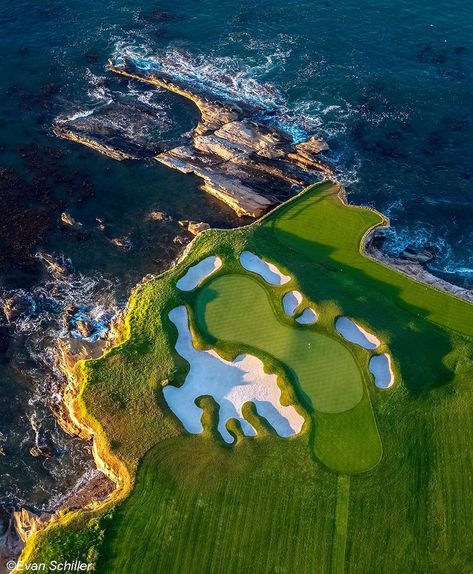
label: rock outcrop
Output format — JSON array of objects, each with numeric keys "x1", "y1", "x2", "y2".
[{"x1": 53, "y1": 54, "x2": 335, "y2": 218}]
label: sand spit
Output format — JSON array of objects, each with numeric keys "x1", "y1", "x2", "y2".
[
  {"x1": 176, "y1": 256, "x2": 222, "y2": 291},
  {"x1": 164, "y1": 306, "x2": 304, "y2": 443},
  {"x1": 240, "y1": 251, "x2": 291, "y2": 285},
  {"x1": 335, "y1": 317, "x2": 380, "y2": 350},
  {"x1": 369, "y1": 353, "x2": 394, "y2": 388}
]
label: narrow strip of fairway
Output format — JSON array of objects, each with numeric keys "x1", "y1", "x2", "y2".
[{"x1": 331, "y1": 475, "x2": 350, "y2": 574}]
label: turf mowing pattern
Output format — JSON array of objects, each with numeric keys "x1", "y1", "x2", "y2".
[{"x1": 22, "y1": 182, "x2": 473, "y2": 574}]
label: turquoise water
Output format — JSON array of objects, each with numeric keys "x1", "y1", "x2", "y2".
[{"x1": 0, "y1": 0, "x2": 472, "y2": 511}]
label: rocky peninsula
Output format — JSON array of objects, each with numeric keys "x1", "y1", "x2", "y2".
[{"x1": 54, "y1": 55, "x2": 335, "y2": 218}]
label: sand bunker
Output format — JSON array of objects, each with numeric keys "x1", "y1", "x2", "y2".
[
  {"x1": 369, "y1": 353, "x2": 394, "y2": 388},
  {"x1": 282, "y1": 290, "x2": 303, "y2": 316},
  {"x1": 176, "y1": 256, "x2": 222, "y2": 291},
  {"x1": 239, "y1": 251, "x2": 291, "y2": 285},
  {"x1": 296, "y1": 307, "x2": 318, "y2": 325},
  {"x1": 164, "y1": 306, "x2": 304, "y2": 443},
  {"x1": 335, "y1": 317, "x2": 380, "y2": 350}
]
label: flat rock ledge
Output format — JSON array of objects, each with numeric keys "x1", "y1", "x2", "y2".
[{"x1": 54, "y1": 55, "x2": 335, "y2": 218}]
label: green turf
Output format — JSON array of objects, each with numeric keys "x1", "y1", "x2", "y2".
[
  {"x1": 196, "y1": 273, "x2": 363, "y2": 414},
  {"x1": 194, "y1": 272, "x2": 382, "y2": 472},
  {"x1": 22, "y1": 181, "x2": 473, "y2": 573},
  {"x1": 96, "y1": 435, "x2": 337, "y2": 574}
]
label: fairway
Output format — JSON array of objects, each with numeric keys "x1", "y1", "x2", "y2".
[{"x1": 96, "y1": 437, "x2": 337, "y2": 574}]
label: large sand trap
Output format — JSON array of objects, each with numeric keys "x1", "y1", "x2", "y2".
[
  {"x1": 369, "y1": 353, "x2": 394, "y2": 388},
  {"x1": 282, "y1": 290, "x2": 303, "y2": 316},
  {"x1": 239, "y1": 251, "x2": 291, "y2": 285},
  {"x1": 296, "y1": 307, "x2": 318, "y2": 325},
  {"x1": 164, "y1": 306, "x2": 304, "y2": 443},
  {"x1": 335, "y1": 317, "x2": 380, "y2": 350},
  {"x1": 176, "y1": 256, "x2": 222, "y2": 291}
]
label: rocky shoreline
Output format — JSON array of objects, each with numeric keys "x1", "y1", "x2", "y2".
[
  {"x1": 8, "y1": 184, "x2": 473, "y2": 570},
  {"x1": 54, "y1": 55, "x2": 334, "y2": 218}
]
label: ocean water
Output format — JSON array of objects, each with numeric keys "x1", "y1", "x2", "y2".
[{"x1": 0, "y1": 0, "x2": 472, "y2": 515}]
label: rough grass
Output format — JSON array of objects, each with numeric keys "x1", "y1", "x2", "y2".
[{"x1": 21, "y1": 181, "x2": 473, "y2": 573}]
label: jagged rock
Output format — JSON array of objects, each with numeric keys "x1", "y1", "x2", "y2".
[
  {"x1": 188, "y1": 221, "x2": 210, "y2": 235},
  {"x1": 400, "y1": 246, "x2": 436, "y2": 264},
  {"x1": 3, "y1": 294, "x2": 33, "y2": 322},
  {"x1": 147, "y1": 210, "x2": 169, "y2": 222},
  {"x1": 53, "y1": 125, "x2": 137, "y2": 161},
  {"x1": 110, "y1": 237, "x2": 132, "y2": 250},
  {"x1": 173, "y1": 235, "x2": 188, "y2": 245},
  {"x1": 12, "y1": 508, "x2": 51, "y2": 543},
  {"x1": 75, "y1": 320, "x2": 95, "y2": 339},
  {"x1": 60, "y1": 211, "x2": 83, "y2": 229},
  {"x1": 29, "y1": 445, "x2": 53, "y2": 459},
  {"x1": 36, "y1": 252, "x2": 72, "y2": 277},
  {"x1": 0, "y1": 509, "x2": 22, "y2": 569},
  {"x1": 56, "y1": 56, "x2": 335, "y2": 218},
  {"x1": 296, "y1": 135, "x2": 329, "y2": 155},
  {"x1": 193, "y1": 133, "x2": 253, "y2": 161}
]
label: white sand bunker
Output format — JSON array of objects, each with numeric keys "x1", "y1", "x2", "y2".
[
  {"x1": 164, "y1": 306, "x2": 304, "y2": 444},
  {"x1": 369, "y1": 353, "x2": 394, "y2": 388},
  {"x1": 176, "y1": 256, "x2": 222, "y2": 291},
  {"x1": 240, "y1": 251, "x2": 291, "y2": 285},
  {"x1": 282, "y1": 290, "x2": 303, "y2": 316},
  {"x1": 296, "y1": 307, "x2": 318, "y2": 325},
  {"x1": 335, "y1": 317, "x2": 380, "y2": 350}
]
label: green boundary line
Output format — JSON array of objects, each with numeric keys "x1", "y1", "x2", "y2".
[{"x1": 331, "y1": 475, "x2": 350, "y2": 574}]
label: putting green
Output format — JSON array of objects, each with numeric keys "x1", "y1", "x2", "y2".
[
  {"x1": 196, "y1": 273, "x2": 363, "y2": 414},
  {"x1": 195, "y1": 273, "x2": 381, "y2": 472}
]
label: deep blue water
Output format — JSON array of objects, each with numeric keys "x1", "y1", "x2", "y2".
[{"x1": 0, "y1": 0, "x2": 472, "y2": 512}]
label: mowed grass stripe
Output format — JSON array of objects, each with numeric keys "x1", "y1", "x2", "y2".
[{"x1": 98, "y1": 438, "x2": 336, "y2": 574}]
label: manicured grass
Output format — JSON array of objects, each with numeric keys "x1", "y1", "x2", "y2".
[
  {"x1": 96, "y1": 435, "x2": 337, "y2": 574},
  {"x1": 195, "y1": 272, "x2": 382, "y2": 472},
  {"x1": 196, "y1": 273, "x2": 363, "y2": 414},
  {"x1": 22, "y1": 181, "x2": 473, "y2": 573}
]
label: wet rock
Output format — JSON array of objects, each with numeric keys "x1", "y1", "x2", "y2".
[
  {"x1": 110, "y1": 237, "x2": 132, "y2": 250},
  {"x1": 35, "y1": 252, "x2": 72, "y2": 277},
  {"x1": 60, "y1": 211, "x2": 83, "y2": 229},
  {"x1": 147, "y1": 210, "x2": 170, "y2": 222},
  {"x1": 173, "y1": 235, "x2": 188, "y2": 245},
  {"x1": 3, "y1": 294, "x2": 33, "y2": 322},
  {"x1": 29, "y1": 445, "x2": 53, "y2": 459},
  {"x1": 75, "y1": 320, "x2": 94, "y2": 339},
  {"x1": 188, "y1": 221, "x2": 210, "y2": 235},
  {"x1": 400, "y1": 245, "x2": 437, "y2": 264},
  {"x1": 13, "y1": 508, "x2": 51, "y2": 543}
]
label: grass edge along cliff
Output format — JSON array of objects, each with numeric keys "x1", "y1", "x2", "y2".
[{"x1": 17, "y1": 181, "x2": 473, "y2": 574}]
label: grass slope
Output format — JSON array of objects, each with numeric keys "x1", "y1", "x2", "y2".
[{"x1": 22, "y1": 181, "x2": 473, "y2": 574}]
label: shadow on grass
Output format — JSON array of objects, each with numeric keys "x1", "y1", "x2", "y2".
[{"x1": 254, "y1": 224, "x2": 458, "y2": 394}]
